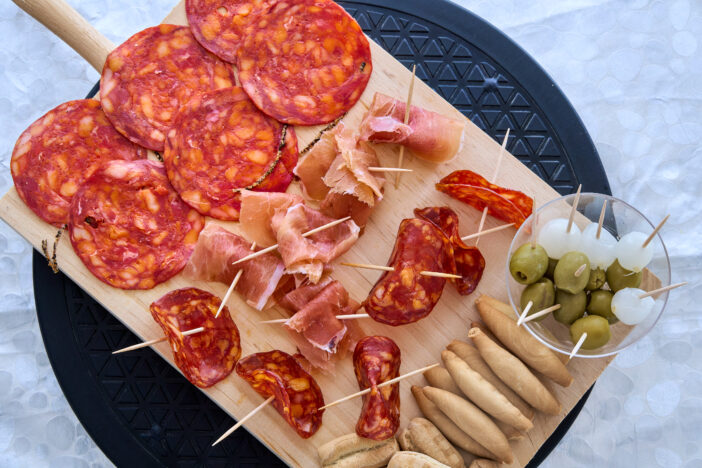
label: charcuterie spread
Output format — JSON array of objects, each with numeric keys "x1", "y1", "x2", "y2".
[
  {"x1": 363, "y1": 218, "x2": 454, "y2": 326},
  {"x1": 4, "y1": 0, "x2": 679, "y2": 465},
  {"x1": 237, "y1": 0, "x2": 372, "y2": 125},
  {"x1": 68, "y1": 160, "x2": 204, "y2": 289},
  {"x1": 101, "y1": 24, "x2": 235, "y2": 150},
  {"x1": 164, "y1": 86, "x2": 297, "y2": 220},
  {"x1": 236, "y1": 350, "x2": 324, "y2": 438},
  {"x1": 10, "y1": 100, "x2": 146, "y2": 226},
  {"x1": 436, "y1": 170, "x2": 533, "y2": 228},
  {"x1": 353, "y1": 336, "x2": 401, "y2": 440},
  {"x1": 150, "y1": 287, "x2": 241, "y2": 387}
]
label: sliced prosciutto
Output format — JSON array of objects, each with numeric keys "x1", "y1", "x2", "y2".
[
  {"x1": 271, "y1": 203, "x2": 360, "y2": 283},
  {"x1": 280, "y1": 279, "x2": 364, "y2": 373},
  {"x1": 239, "y1": 190, "x2": 303, "y2": 247},
  {"x1": 320, "y1": 192, "x2": 373, "y2": 229},
  {"x1": 183, "y1": 223, "x2": 285, "y2": 310},
  {"x1": 294, "y1": 131, "x2": 337, "y2": 200},
  {"x1": 359, "y1": 92, "x2": 466, "y2": 163}
]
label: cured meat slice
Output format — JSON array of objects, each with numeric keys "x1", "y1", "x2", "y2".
[
  {"x1": 239, "y1": 190, "x2": 304, "y2": 247},
  {"x1": 69, "y1": 160, "x2": 204, "y2": 289},
  {"x1": 415, "y1": 206, "x2": 486, "y2": 296},
  {"x1": 436, "y1": 170, "x2": 533, "y2": 228},
  {"x1": 359, "y1": 93, "x2": 466, "y2": 163},
  {"x1": 236, "y1": 350, "x2": 324, "y2": 438},
  {"x1": 11, "y1": 99, "x2": 146, "y2": 227},
  {"x1": 353, "y1": 336, "x2": 401, "y2": 440},
  {"x1": 150, "y1": 288, "x2": 241, "y2": 388},
  {"x1": 294, "y1": 130, "x2": 337, "y2": 200},
  {"x1": 282, "y1": 280, "x2": 362, "y2": 372},
  {"x1": 320, "y1": 191, "x2": 373, "y2": 230},
  {"x1": 271, "y1": 203, "x2": 360, "y2": 283},
  {"x1": 185, "y1": 0, "x2": 276, "y2": 62},
  {"x1": 182, "y1": 223, "x2": 286, "y2": 310},
  {"x1": 237, "y1": 0, "x2": 372, "y2": 125},
  {"x1": 363, "y1": 219, "x2": 454, "y2": 326},
  {"x1": 278, "y1": 277, "x2": 334, "y2": 314},
  {"x1": 164, "y1": 87, "x2": 298, "y2": 221},
  {"x1": 100, "y1": 24, "x2": 235, "y2": 151}
]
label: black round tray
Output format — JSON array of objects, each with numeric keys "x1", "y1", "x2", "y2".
[{"x1": 34, "y1": 1, "x2": 607, "y2": 466}]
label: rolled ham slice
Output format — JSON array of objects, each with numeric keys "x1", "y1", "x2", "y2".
[
  {"x1": 239, "y1": 190, "x2": 303, "y2": 247},
  {"x1": 294, "y1": 131, "x2": 337, "y2": 200},
  {"x1": 182, "y1": 223, "x2": 286, "y2": 310},
  {"x1": 359, "y1": 92, "x2": 465, "y2": 163}
]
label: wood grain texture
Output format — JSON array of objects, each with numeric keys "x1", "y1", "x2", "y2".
[{"x1": 0, "y1": 2, "x2": 623, "y2": 466}]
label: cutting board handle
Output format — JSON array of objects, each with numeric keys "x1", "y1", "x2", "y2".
[{"x1": 12, "y1": 0, "x2": 114, "y2": 72}]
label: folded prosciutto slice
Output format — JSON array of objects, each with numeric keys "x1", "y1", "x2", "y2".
[
  {"x1": 320, "y1": 191, "x2": 373, "y2": 229},
  {"x1": 239, "y1": 190, "x2": 303, "y2": 247},
  {"x1": 183, "y1": 223, "x2": 286, "y2": 310},
  {"x1": 359, "y1": 92, "x2": 466, "y2": 163},
  {"x1": 280, "y1": 279, "x2": 364, "y2": 373},
  {"x1": 271, "y1": 203, "x2": 360, "y2": 283},
  {"x1": 294, "y1": 131, "x2": 337, "y2": 200}
]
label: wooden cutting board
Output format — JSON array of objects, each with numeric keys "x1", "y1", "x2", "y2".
[{"x1": 2, "y1": 1, "x2": 621, "y2": 466}]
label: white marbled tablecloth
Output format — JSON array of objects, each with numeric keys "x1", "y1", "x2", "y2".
[{"x1": 0, "y1": 0, "x2": 700, "y2": 467}]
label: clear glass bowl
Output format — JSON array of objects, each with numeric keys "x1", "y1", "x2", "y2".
[{"x1": 505, "y1": 193, "x2": 671, "y2": 358}]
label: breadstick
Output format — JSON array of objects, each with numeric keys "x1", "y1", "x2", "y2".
[
  {"x1": 470, "y1": 321, "x2": 499, "y2": 344},
  {"x1": 424, "y1": 367, "x2": 462, "y2": 396},
  {"x1": 447, "y1": 340, "x2": 534, "y2": 420},
  {"x1": 388, "y1": 451, "x2": 450, "y2": 468},
  {"x1": 468, "y1": 328, "x2": 561, "y2": 415},
  {"x1": 399, "y1": 418, "x2": 465, "y2": 468},
  {"x1": 425, "y1": 364, "x2": 523, "y2": 441},
  {"x1": 423, "y1": 386, "x2": 513, "y2": 464},
  {"x1": 442, "y1": 350, "x2": 533, "y2": 432},
  {"x1": 476, "y1": 296, "x2": 573, "y2": 387},
  {"x1": 469, "y1": 460, "x2": 499, "y2": 468},
  {"x1": 411, "y1": 386, "x2": 496, "y2": 460}
]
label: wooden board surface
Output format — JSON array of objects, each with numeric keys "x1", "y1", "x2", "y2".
[{"x1": 0, "y1": 2, "x2": 620, "y2": 466}]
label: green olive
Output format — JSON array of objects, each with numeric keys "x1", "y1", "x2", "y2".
[
  {"x1": 545, "y1": 257, "x2": 558, "y2": 280},
  {"x1": 586, "y1": 268, "x2": 606, "y2": 291},
  {"x1": 605, "y1": 259, "x2": 642, "y2": 292},
  {"x1": 569, "y1": 315, "x2": 611, "y2": 349},
  {"x1": 554, "y1": 251, "x2": 591, "y2": 293},
  {"x1": 553, "y1": 289, "x2": 587, "y2": 325},
  {"x1": 509, "y1": 243, "x2": 548, "y2": 285},
  {"x1": 520, "y1": 278, "x2": 555, "y2": 321},
  {"x1": 587, "y1": 290, "x2": 617, "y2": 324}
]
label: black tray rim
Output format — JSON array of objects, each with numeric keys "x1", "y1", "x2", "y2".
[{"x1": 30, "y1": 0, "x2": 607, "y2": 466}]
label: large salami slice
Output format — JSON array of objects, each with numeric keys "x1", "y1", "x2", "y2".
[
  {"x1": 415, "y1": 206, "x2": 486, "y2": 296},
  {"x1": 436, "y1": 170, "x2": 533, "y2": 228},
  {"x1": 163, "y1": 87, "x2": 298, "y2": 221},
  {"x1": 363, "y1": 219, "x2": 454, "y2": 326},
  {"x1": 10, "y1": 99, "x2": 146, "y2": 227},
  {"x1": 353, "y1": 336, "x2": 401, "y2": 440},
  {"x1": 237, "y1": 0, "x2": 372, "y2": 125},
  {"x1": 100, "y1": 24, "x2": 235, "y2": 151},
  {"x1": 69, "y1": 160, "x2": 205, "y2": 289},
  {"x1": 150, "y1": 288, "x2": 241, "y2": 388},
  {"x1": 235, "y1": 350, "x2": 324, "y2": 438},
  {"x1": 186, "y1": 0, "x2": 276, "y2": 62}
]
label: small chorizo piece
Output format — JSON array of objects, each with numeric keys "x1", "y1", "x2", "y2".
[
  {"x1": 415, "y1": 206, "x2": 486, "y2": 296},
  {"x1": 235, "y1": 350, "x2": 325, "y2": 438},
  {"x1": 353, "y1": 336, "x2": 401, "y2": 440},
  {"x1": 150, "y1": 288, "x2": 241, "y2": 388},
  {"x1": 363, "y1": 219, "x2": 455, "y2": 326}
]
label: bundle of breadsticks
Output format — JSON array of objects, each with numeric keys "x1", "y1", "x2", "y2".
[{"x1": 411, "y1": 295, "x2": 574, "y2": 465}]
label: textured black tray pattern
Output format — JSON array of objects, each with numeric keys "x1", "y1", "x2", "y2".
[{"x1": 33, "y1": 1, "x2": 608, "y2": 467}]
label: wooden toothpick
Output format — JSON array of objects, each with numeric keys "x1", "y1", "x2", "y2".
[
  {"x1": 395, "y1": 64, "x2": 417, "y2": 188},
  {"x1": 639, "y1": 281, "x2": 687, "y2": 299},
  {"x1": 596, "y1": 199, "x2": 607, "y2": 239},
  {"x1": 232, "y1": 216, "x2": 351, "y2": 266},
  {"x1": 212, "y1": 396, "x2": 275, "y2": 446},
  {"x1": 216, "y1": 241, "x2": 257, "y2": 319},
  {"x1": 112, "y1": 327, "x2": 205, "y2": 354},
  {"x1": 516, "y1": 301, "x2": 533, "y2": 326},
  {"x1": 460, "y1": 223, "x2": 514, "y2": 242},
  {"x1": 475, "y1": 129, "x2": 510, "y2": 247},
  {"x1": 568, "y1": 332, "x2": 587, "y2": 362},
  {"x1": 520, "y1": 303, "x2": 561, "y2": 325},
  {"x1": 318, "y1": 363, "x2": 439, "y2": 411},
  {"x1": 367, "y1": 167, "x2": 413, "y2": 173},
  {"x1": 566, "y1": 184, "x2": 582, "y2": 234},
  {"x1": 642, "y1": 214, "x2": 670, "y2": 248},
  {"x1": 261, "y1": 314, "x2": 371, "y2": 324}
]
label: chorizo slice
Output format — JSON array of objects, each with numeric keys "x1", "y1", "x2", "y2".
[{"x1": 150, "y1": 288, "x2": 241, "y2": 388}]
